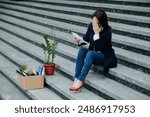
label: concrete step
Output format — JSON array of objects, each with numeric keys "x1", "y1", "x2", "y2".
[
  {"x1": 0, "y1": 40, "x2": 104, "y2": 100},
  {"x1": 11, "y1": 0, "x2": 149, "y2": 3},
  {"x1": 0, "y1": 73, "x2": 28, "y2": 100},
  {"x1": 0, "y1": 26, "x2": 149, "y2": 99},
  {"x1": 0, "y1": 53, "x2": 17, "y2": 70},
  {"x1": 1, "y1": 3, "x2": 149, "y2": 40},
  {"x1": 4, "y1": 0, "x2": 150, "y2": 26},
  {"x1": 45, "y1": 72, "x2": 104, "y2": 100},
  {"x1": 0, "y1": 17, "x2": 149, "y2": 74},
  {"x1": 70, "y1": 0, "x2": 150, "y2": 3},
  {"x1": 0, "y1": 55, "x2": 29, "y2": 100},
  {"x1": 112, "y1": 34, "x2": 150, "y2": 55},
  {"x1": 19, "y1": 0, "x2": 150, "y2": 14},
  {"x1": 0, "y1": 93, "x2": 5, "y2": 100},
  {"x1": 0, "y1": 9, "x2": 150, "y2": 56},
  {"x1": 114, "y1": 47, "x2": 150, "y2": 70},
  {"x1": 109, "y1": 0, "x2": 150, "y2": 3}
]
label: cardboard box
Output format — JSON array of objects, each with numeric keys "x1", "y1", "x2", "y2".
[{"x1": 18, "y1": 75, "x2": 44, "y2": 90}]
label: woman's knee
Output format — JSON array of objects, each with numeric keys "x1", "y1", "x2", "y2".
[
  {"x1": 78, "y1": 48, "x2": 88, "y2": 57},
  {"x1": 85, "y1": 51, "x2": 94, "y2": 59},
  {"x1": 85, "y1": 51, "x2": 105, "y2": 63}
]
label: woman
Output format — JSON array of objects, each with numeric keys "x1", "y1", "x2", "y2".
[{"x1": 69, "y1": 9, "x2": 117, "y2": 91}]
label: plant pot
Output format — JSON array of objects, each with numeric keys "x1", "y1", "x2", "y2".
[{"x1": 44, "y1": 64, "x2": 55, "y2": 75}]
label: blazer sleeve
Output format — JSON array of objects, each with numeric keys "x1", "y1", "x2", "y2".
[{"x1": 83, "y1": 23, "x2": 92, "y2": 43}]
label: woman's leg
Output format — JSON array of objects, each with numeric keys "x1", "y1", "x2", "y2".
[
  {"x1": 78, "y1": 51, "x2": 105, "y2": 81},
  {"x1": 74, "y1": 48, "x2": 88, "y2": 78},
  {"x1": 70, "y1": 48, "x2": 88, "y2": 88}
]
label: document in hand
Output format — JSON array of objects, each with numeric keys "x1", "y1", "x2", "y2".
[
  {"x1": 71, "y1": 32, "x2": 89, "y2": 48},
  {"x1": 71, "y1": 32, "x2": 83, "y2": 40}
]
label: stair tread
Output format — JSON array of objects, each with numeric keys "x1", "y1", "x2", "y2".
[
  {"x1": 20, "y1": 0, "x2": 150, "y2": 13},
  {"x1": 114, "y1": 47, "x2": 150, "y2": 69},
  {"x1": 9, "y1": 1, "x2": 150, "y2": 24},
  {"x1": 112, "y1": 34, "x2": 150, "y2": 51},
  {"x1": 45, "y1": 72, "x2": 104, "y2": 100},
  {"x1": 0, "y1": 73, "x2": 28, "y2": 100},
  {"x1": 110, "y1": 0, "x2": 150, "y2": 3},
  {"x1": 1, "y1": 9, "x2": 150, "y2": 52},
  {"x1": 0, "y1": 55, "x2": 29, "y2": 100},
  {"x1": 1, "y1": 3, "x2": 150, "y2": 37},
  {"x1": 0, "y1": 54, "x2": 17, "y2": 69}
]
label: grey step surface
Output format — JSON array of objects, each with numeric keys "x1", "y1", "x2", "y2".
[
  {"x1": 0, "y1": 17, "x2": 150, "y2": 72},
  {"x1": 45, "y1": 72, "x2": 104, "y2": 100},
  {"x1": 19, "y1": 0, "x2": 150, "y2": 13},
  {"x1": 0, "y1": 40, "x2": 104, "y2": 100},
  {"x1": 1, "y1": 2, "x2": 150, "y2": 38},
  {"x1": 0, "y1": 55, "x2": 29, "y2": 100},
  {"x1": 0, "y1": 8, "x2": 150, "y2": 53},
  {"x1": 0, "y1": 73, "x2": 28, "y2": 100},
  {"x1": 0, "y1": 94, "x2": 5, "y2": 100},
  {"x1": 0, "y1": 26, "x2": 149, "y2": 100},
  {"x1": 4, "y1": 1, "x2": 150, "y2": 24},
  {"x1": 110, "y1": 0, "x2": 150, "y2": 3},
  {"x1": 0, "y1": 20, "x2": 150, "y2": 92},
  {"x1": 70, "y1": 0, "x2": 150, "y2": 3}
]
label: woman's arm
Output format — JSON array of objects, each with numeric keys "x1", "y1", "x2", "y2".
[{"x1": 83, "y1": 23, "x2": 92, "y2": 43}]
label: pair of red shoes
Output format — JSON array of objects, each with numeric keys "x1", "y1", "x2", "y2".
[{"x1": 69, "y1": 82, "x2": 85, "y2": 91}]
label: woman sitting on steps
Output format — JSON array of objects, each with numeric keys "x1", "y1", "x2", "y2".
[{"x1": 69, "y1": 9, "x2": 117, "y2": 91}]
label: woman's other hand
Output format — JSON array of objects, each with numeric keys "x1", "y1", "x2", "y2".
[
  {"x1": 93, "y1": 26, "x2": 101, "y2": 34},
  {"x1": 92, "y1": 16, "x2": 102, "y2": 34}
]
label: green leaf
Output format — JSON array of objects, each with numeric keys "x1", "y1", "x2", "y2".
[{"x1": 19, "y1": 65, "x2": 27, "y2": 71}]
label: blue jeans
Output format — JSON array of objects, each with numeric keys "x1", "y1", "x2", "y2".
[{"x1": 74, "y1": 48, "x2": 105, "y2": 81}]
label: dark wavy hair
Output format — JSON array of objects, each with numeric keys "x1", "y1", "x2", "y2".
[{"x1": 92, "y1": 9, "x2": 108, "y2": 28}]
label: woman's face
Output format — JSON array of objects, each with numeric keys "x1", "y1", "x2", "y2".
[{"x1": 92, "y1": 16, "x2": 100, "y2": 28}]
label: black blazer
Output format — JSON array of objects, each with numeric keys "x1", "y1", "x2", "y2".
[{"x1": 83, "y1": 23, "x2": 117, "y2": 74}]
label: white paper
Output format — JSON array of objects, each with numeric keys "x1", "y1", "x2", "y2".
[
  {"x1": 71, "y1": 32, "x2": 89, "y2": 49},
  {"x1": 71, "y1": 32, "x2": 83, "y2": 40}
]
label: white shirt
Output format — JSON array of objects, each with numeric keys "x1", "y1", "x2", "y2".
[{"x1": 93, "y1": 34, "x2": 99, "y2": 41}]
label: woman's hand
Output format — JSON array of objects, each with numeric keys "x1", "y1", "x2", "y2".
[
  {"x1": 74, "y1": 37, "x2": 80, "y2": 44},
  {"x1": 93, "y1": 25, "x2": 101, "y2": 34},
  {"x1": 92, "y1": 16, "x2": 102, "y2": 34}
]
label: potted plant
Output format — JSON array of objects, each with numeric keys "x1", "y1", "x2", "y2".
[{"x1": 42, "y1": 33, "x2": 58, "y2": 75}]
